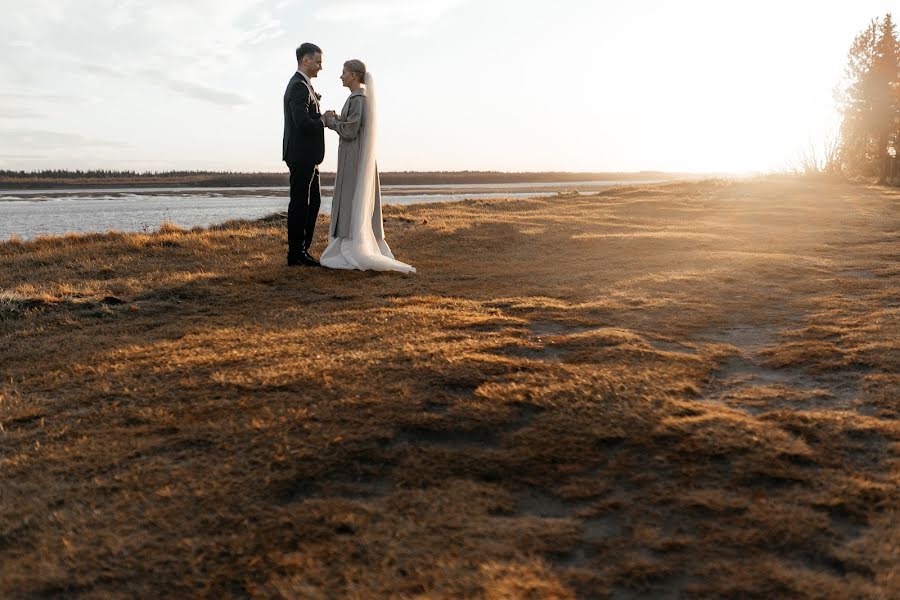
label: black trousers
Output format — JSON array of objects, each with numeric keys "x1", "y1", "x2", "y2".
[{"x1": 286, "y1": 162, "x2": 321, "y2": 256}]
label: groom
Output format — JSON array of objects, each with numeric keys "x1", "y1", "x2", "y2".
[{"x1": 282, "y1": 42, "x2": 326, "y2": 266}]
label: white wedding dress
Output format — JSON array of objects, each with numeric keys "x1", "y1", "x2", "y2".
[{"x1": 320, "y1": 73, "x2": 416, "y2": 273}]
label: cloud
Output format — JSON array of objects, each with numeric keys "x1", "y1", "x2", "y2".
[
  {"x1": 316, "y1": 0, "x2": 470, "y2": 27},
  {"x1": 0, "y1": 93, "x2": 72, "y2": 103},
  {"x1": 2, "y1": 1, "x2": 288, "y2": 76},
  {"x1": 149, "y1": 72, "x2": 252, "y2": 107},
  {"x1": 240, "y1": 10, "x2": 285, "y2": 45},
  {"x1": 122, "y1": 0, "x2": 288, "y2": 68},
  {"x1": 77, "y1": 62, "x2": 251, "y2": 107},
  {"x1": 0, "y1": 2, "x2": 307, "y2": 169},
  {"x1": 0, "y1": 108, "x2": 42, "y2": 119},
  {"x1": 0, "y1": 92, "x2": 66, "y2": 122},
  {"x1": 104, "y1": 0, "x2": 141, "y2": 30},
  {"x1": 80, "y1": 62, "x2": 126, "y2": 78},
  {"x1": 0, "y1": 129, "x2": 130, "y2": 151}
]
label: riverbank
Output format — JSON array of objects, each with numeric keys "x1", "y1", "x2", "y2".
[
  {"x1": 0, "y1": 170, "x2": 697, "y2": 190},
  {"x1": 0, "y1": 180, "x2": 674, "y2": 242},
  {"x1": 1, "y1": 178, "x2": 897, "y2": 597}
]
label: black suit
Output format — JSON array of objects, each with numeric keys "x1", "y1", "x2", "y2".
[{"x1": 282, "y1": 72, "x2": 325, "y2": 257}]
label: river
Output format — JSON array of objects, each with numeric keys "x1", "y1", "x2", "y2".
[{"x1": 0, "y1": 180, "x2": 666, "y2": 240}]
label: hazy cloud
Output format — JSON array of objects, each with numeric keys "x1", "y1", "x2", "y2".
[
  {"x1": 0, "y1": 93, "x2": 77, "y2": 124},
  {"x1": 0, "y1": 129, "x2": 130, "y2": 151},
  {"x1": 0, "y1": 109, "x2": 42, "y2": 119},
  {"x1": 316, "y1": 0, "x2": 471, "y2": 26},
  {"x1": 151, "y1": 74, "x2": 252, "y2": 107},
  {"x1": 79, "y1": 62, "x2": 126, "y2": 78},
  {"x1": 3, "y1": 1, "x2": 287, "y2": 77},
  {"x1": 0, "y1": 93, "x2": 68, "y2": 122},
  {"x1": 118, "y1": 0, "x2": 288, "y2": 68},
  {"x1": 0, "y1": 93, "x2": 73, "y2": 103},
  {"x1": 104, "y1": 0, "x2": 141, "y2": 30},
  {"x1": 240, "y1": 10, "x2": 285, "y2": 45},
  {"x1": 77, "y1": 62, "x2": 251, "y2": 107}
]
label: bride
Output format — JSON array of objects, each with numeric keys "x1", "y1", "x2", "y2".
[{"x1": 319, "y1": 60, "x2": 415, "y2": 273}]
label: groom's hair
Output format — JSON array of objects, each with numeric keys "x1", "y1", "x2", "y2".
[{"x1": 296, "y1": 43, "x2": 322, "y2": 62}]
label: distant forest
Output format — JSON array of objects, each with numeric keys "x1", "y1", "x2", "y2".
[
  {"x1": 0, "y1": 170, "x2": 685, "y2": 189},
  {"x1": 833, "y1": 12, "x2": 900, "y2": 182}
]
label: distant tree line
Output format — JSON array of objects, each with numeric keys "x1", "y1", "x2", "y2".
[
  {"x1": 0, "y1": 169, "x2": 287, "y2": 182},
  {"x1": 836, "y1": 13, "x2": 900, "y2": 182},
  {"x1": 0, "y1": 170, "x2": 291, "y2": 189},
  {"x1": 0, "y1": 170, "x2": 684, "y2": 190},
  {"x1": 0, "y1": 169, "x2": 238, "y2": 179}
]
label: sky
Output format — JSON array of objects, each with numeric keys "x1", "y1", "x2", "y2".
[{"x1": 1, "y1": 0, "x2": 898, "y2": 174}]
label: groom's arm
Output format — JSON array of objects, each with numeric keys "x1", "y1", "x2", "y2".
[{"x1": 288, "y1": 82, "x2": 323, "y2": 134}]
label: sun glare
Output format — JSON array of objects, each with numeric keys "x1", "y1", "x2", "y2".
[{"x1": 562, "y1": 1, "x2": 847, "y2": 173}]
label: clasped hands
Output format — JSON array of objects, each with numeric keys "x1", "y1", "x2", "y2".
[{"x1": 320, "y1": 110, "x2": 337, "y2": 126}]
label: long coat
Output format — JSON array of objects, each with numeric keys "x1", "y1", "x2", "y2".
[
  {"x1": 282, "y1": 72, "x2": 325, "y2": 166},
  {"x1": 327, "y1": 89, "x2": 384, "y2": 239}
]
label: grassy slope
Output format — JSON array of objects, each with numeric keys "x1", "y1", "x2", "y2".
[{"x1": 0, "y1": 178, "x2": 897, "y2": 598}]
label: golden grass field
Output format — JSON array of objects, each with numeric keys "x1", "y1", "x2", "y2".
[{"x1": 0, "y1": 177, "x2": 897, "y2": 598}]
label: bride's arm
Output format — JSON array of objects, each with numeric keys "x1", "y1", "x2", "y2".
[{"x1": 327, "y1": 97, "x2": 363, "y2": 141}]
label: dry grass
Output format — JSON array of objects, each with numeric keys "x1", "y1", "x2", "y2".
[{"x1": 0, "y1": 177, "x2": 898, "y2": 598}]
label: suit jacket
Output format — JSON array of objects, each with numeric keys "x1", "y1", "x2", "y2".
[{"x1": 282, "y1": 72, "x2": 325, "y2": 165}]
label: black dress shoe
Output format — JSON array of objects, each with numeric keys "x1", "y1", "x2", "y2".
[
  {"x1": 287, "y1": 254, "x2": 304, "y2": 266},
  {"x1": 301, "y1": 250, "x2": 320, "y2": 267}
]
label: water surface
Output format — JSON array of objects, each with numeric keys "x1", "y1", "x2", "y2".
[{"x1": 0, "y1": 180, "x2": 666, "y2": 240}]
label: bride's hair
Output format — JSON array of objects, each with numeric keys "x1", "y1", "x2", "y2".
[{"x1": 344, "y1": 59, "x2": 367, "y2": 82}]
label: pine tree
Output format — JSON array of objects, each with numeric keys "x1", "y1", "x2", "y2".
[
  {"x1": 871, "y1": 14, "x2": 899, "y2": 180},
  {"x1": 836, "y1": 14, "x2": 900, "y2": 179},
  {"x1": 837, "y1": 19, "x2": 879, "y2": 176}
]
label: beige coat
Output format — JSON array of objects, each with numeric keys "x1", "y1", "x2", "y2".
[{"x1": 327, "y1": 90, "x2": 384, "y2": 239}]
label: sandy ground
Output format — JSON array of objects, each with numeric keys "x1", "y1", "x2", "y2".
[{"x1": 0, "y1": 177, "x2": 897, "y2": 598}]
